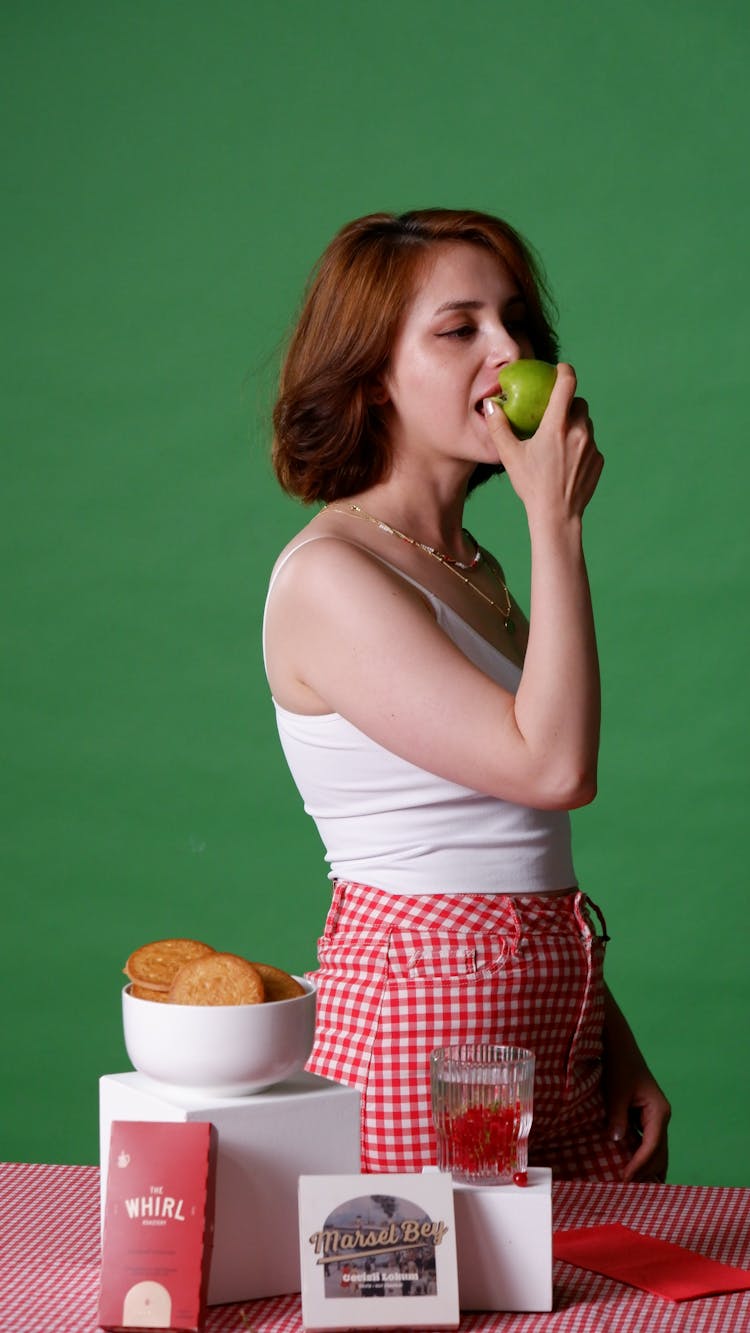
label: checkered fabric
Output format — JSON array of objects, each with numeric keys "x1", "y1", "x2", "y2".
[
  {"x1": 2, "y1": 1163, "x2": 750, "y2": 1332},
  {"x1": 306, "y1": 881, "x2": 637, "y2": 1179}
]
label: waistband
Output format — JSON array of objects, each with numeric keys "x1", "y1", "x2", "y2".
[{"x1": 324, "y1": 878, "x2": 609, "y2": 943}]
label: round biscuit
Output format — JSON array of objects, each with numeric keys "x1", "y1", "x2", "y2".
[
  {"x1": 168, "y1": 953, "x2": 265, "y2": 1006},
  {"x1": 250, "y1": 961, "x2": 305, "y2": 1002},
  {"x1": 128, "y1": 983, "x2": 172, "y2": 1003},
  {"x1": 125, "y1": 938, "x2": 215, "y2": 990}
]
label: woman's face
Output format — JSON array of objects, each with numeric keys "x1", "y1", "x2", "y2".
[{"x1": 383, "y1": 241, "x2": 535, "y2": 471}]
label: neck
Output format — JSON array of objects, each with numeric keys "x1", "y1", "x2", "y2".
[
  {"x1": 342, "y1": 476, "x2": 472, "y2": 561},
  {"x1": 324, "y1": 496, "x2": 514, "y2": 631}
]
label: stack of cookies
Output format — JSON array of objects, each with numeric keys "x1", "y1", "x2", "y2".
[{"x1": 124, "y1": 938, "x2": 305, "y2": 1006}]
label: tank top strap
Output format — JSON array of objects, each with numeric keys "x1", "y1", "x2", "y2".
[{"x1": 263, "y1": 536, "x2": 376, "y2": 671}]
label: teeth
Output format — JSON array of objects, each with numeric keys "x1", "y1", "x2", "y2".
[{"x1": 476, "y1": 395, "x2": 497, "y2": 414}]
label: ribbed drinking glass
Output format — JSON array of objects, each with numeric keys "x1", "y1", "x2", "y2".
[{"x1": 430, "y1": 1044, "x2": 535, "y2": 1185}]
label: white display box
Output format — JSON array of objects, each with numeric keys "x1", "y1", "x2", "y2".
[
  {"x1": 100, "y1": 1070, "x2": 361, "y2": 1305},
  {"x1": 452, "y1": 1168, "x2": 553, "y2": 1311}
]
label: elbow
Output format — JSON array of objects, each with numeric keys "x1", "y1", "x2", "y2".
[
  {"x1": 536, "y1": 765, "x2": 598, "y2": 811},
  {"x1": 566, "y1": 772, "x2": 598, "y2": 809}
]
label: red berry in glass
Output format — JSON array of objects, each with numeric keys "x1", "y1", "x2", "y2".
[
  {"x1": 430, "y1": 1045, "x2": 535, "y2": 1185},
  {"x1": 444, "y1": 1101, "x2": 521, "y2": 1178}
]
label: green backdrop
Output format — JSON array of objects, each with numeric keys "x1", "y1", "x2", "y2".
[{"x1": 3, "y1": 0, "x2": 748, "y2": 1183}]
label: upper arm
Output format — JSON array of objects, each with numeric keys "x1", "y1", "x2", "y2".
[{"x1": 265, "y1": 538, "x2": 565, "y2": 807}]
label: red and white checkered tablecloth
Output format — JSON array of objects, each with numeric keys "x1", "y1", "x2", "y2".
[{"x1": 1, "y1": 1161, "x2": 748, "y2": 1333}]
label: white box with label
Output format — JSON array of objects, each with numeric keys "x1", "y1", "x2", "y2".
[{"x1": 100, "y1": 1070, "x2": 361, "y2": 1305}]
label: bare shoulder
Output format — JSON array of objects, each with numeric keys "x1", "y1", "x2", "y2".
[
  {"x1": 269, "y1": 515, "x2": 430, "y2": 612},
  {"x1": 271, "y1": 507, "x2": 363, "y2": 577},
  {"x1": 264, "y1": 517, "x2": 435, "y2": 714},
  {"x1": 270, "y1": 526, "x2": 364, "y2": 583}
]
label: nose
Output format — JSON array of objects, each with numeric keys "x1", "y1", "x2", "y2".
[{"x1": 485, "y1": 322, "x2": 524, "y2": 369}]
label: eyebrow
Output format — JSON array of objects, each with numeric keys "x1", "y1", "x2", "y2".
[{"x1": 432, "y1": 295, "x2": 526, "y2": 316}]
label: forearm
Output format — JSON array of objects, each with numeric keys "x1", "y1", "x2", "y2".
[
  {"x1": 603, "y1": 985, "x2": 644, "y2": 1062},
  {"x1": 513, "y1": 514, "x2": 601, "y2": 806},
  {"x1": 602, "y1": 983, "x2": 671, "y2": 1180}
]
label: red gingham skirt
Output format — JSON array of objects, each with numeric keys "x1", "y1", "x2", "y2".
[{"x1": 306, "y1": 880, "x2": 638, "y2": 1180}]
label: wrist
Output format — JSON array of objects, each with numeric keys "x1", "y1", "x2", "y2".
[
  {"x1": 527, "y1": 514, "x2": 586, "y2": 572},
  {"x1": 527, "y1": 509, "x2": 583, "y2": 546}
]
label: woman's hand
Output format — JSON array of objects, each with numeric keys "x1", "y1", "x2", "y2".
[
  {"x1": 603, "y1": 986, "x2": 672, "y2": 1182},
  {"x1": 484, "y1": 363, "x2": 603, "y2": 524}
]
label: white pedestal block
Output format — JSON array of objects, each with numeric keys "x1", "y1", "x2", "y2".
[
  {"x1": 99, "y1": 1070, "x2": 361, "y2": 1305},
  {"x1": 453, "y1": 1168, "x2": 553, "y2": 1311}
]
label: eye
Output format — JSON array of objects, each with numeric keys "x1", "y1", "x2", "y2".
[
  {"x1": 438, "y1": 324, "x2": 476, "y2": 340},
  {"x1": 504, "y1": 305, "x2": 530, "y2": 335}
]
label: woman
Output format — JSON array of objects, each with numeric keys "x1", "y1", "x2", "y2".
[{"x1": 263, "y1": 208, "x2": 670, "y2": 1181}]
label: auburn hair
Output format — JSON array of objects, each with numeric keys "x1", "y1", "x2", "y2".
[{"x1": 272, "y1": 208, "x2": 559, "y2": 503}]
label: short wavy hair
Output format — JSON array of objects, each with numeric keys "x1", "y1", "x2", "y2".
[{"x1": 272, "y1": 208, "x2": 559, "y2": 503}]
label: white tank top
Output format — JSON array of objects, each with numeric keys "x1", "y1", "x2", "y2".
[{"x1": 263, "y1": 540, "x2": 577, "y2": 896}]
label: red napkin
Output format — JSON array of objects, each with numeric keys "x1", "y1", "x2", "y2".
[{"x1": 553, "y1": 1222, "x2": 750, "y2": 1301}]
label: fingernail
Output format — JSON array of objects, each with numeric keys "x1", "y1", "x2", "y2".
[{"x1": 484, "y1": 398, "x2": 495, "y2": 416}]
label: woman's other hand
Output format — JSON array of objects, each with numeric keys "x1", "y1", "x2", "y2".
[{"x1": 603, "y1": 986, "x2": 672, "y2": 1182}]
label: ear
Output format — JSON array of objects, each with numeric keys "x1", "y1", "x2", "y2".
[{"x1": 368, "y1": 377, "x2": 390, "y2": 407}]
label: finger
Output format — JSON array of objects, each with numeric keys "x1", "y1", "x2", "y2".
[
  {"x1": 542, "y1": 362, "x2": 578, "y2": 428},
  {"x1": 621, "y1": 1107, "x2": 669, "y2": 1182},
  {"x1": 568, "y1": 395, "x2": 591, "y2": 428},
  {"x1": 606, "y1": 1087, "x2": 631, "y2": 1147},
  {"x1": 607, "y1": 1112, "x2": 630, "y2": 1145},
  {"x1": 569, "y1": 400, "x2": 602, "y2": 471},
  {"x1": 622, "y1": 1134, "x2": 668, "y2": 1183},
  {"x1": 590, "y1": 450, "x2": 605, "y2": 492},
  {"x1": 621, "y1": 1136, "x2": 653, "y2": 1182},
  {"x1": 483, "y1": 397, "x2": 522, "y2": 466}
]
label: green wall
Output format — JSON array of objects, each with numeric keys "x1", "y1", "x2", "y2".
[{"x1": 3, "y1": 1, "x2": 748, "y2": 1183}]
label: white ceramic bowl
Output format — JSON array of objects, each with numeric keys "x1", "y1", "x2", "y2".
[{"x1": 122, "y1": 977, "x2": 316, "y2": 1096}]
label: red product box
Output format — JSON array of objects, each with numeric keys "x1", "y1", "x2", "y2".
[{"x1": 98, "y1": 1120, "x2": 217, "y2": 1332}]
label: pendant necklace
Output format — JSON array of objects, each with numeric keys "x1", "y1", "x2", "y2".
[{"x1": 326, "y1": 503, "x2": 516, "y2": 634}]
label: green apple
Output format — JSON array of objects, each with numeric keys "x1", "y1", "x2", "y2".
[{"x1": 493, "y1": 359, "x2": 556, "y2": 438}]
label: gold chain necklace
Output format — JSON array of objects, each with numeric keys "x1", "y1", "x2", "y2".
[
  {"x1": 334, "y1": 508, "x2": 483, "y2": 570},
  {"x1": 327, "y1": 503, "x2": 516, "y2": 634}
]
